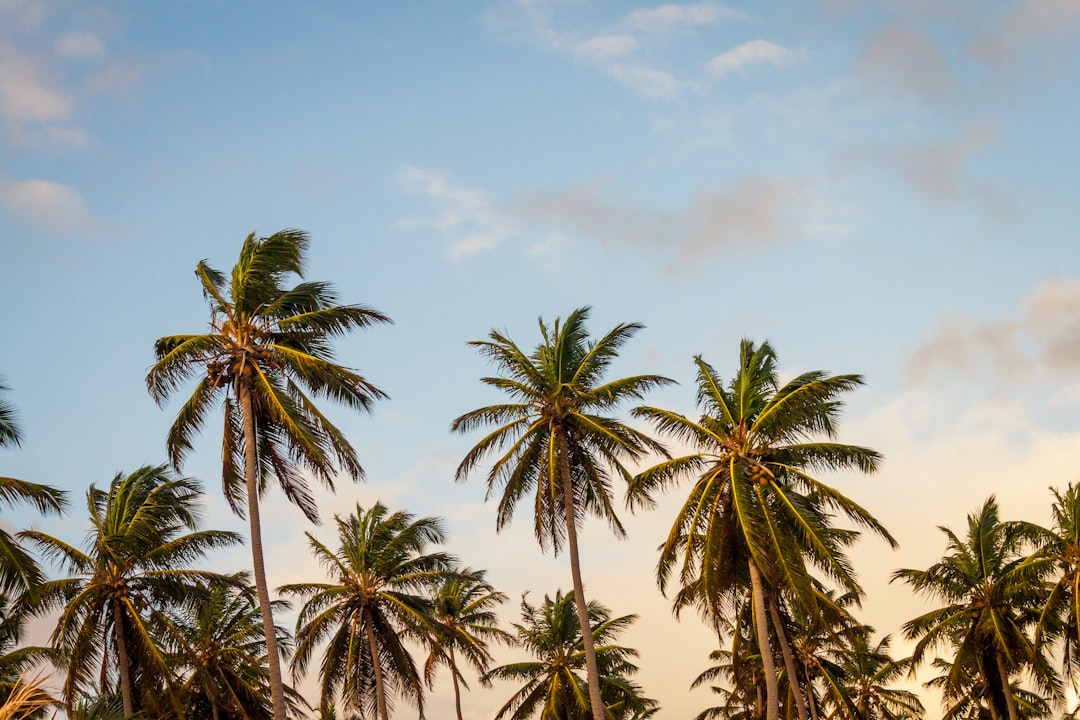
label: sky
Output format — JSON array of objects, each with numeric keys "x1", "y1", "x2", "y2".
[{"x1": 2, "y1": 0, "x2": 1080, "y2": 717}]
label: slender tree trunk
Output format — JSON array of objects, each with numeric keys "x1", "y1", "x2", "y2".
[
  {"x1": 559, "y1": 431, "x2": 608, "y2": 720},
  {"x1": 211, "y1": 701, "x2": 221, "y2": 720},
  {"x1": 996, "y1": 651, "x2": 1019, "y2": 720},
  {"x1": 239, "y1": 380, "x2": 287, "y2": 720},
  {"x1": 366, "y1": 618, "x2": 389, "y2": 720},
  {"x1": 450, "y1": 646, "x2": 464, "y2": 720},
  {"x1": 113, "y1": 601, "x2": 134, "y2": 718},
  {"x1": 749, "y1": 560, "x2": 779, "y2": 720},
  {"x1": 807, "y1": 681, "x2": 819, "y2": 720},
  {"x1": 768, "y1": 599, "x2": 808, "y2": 720}
]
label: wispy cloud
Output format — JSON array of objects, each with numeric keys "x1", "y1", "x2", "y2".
[
  {"x1": 709, "y1": 39, "x2": 799, "y2": 75},
  {"x1": 397, "y1": 166, "x2": 518, "y2": 261},
  {"x1": 856, "y1": 24, "x2": 952, "y2": 102},
  {"x1": 906, "y1": 277, "x2": 1080, "y2": 385},
  {"x1": 485, "y1": 1, "x2": 754, "y2": 99},
  {"x1": 0, "y1": 172, "x2": 96, "y2": 234},
  {"x1": 0, "y1": 41, "x2": 72, "y2": 123}
]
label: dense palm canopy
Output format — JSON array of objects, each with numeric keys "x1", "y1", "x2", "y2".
[
  {"x1": 146, "y1": 229, "x2": 391, "y2": 720},
  {"x1": 20, "y1": 465, "x2": 240, "y2": 718},
  {"x1": 629, "y1": 341, "x2": 894, "y2": 720},
  {"x1": 159, "y1": 579, "x2": 307, "y2": 720},
  {"x1": 892, "y1": 496, "x2": 1055, "y2": 720},
  {"x1": 425, "y1": 569, "x2": 512, "y2": 720},
  {"x1": 282, "y1": 501, "x2": 457, "y2": 720},
  {"x1": 453, "y1": 306, "x2": 671, "y2": 719},
  {"x1": 484, "y1": 590, "x2": 657, "y2": 720}
]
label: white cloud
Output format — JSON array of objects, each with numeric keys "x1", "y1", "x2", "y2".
[
  {"x1": 55, "y1": 31, "x2": 105, "y2": 59},
  {"x1": 0, "y1": 173, "x2": 95, "y2": 234},
  {"x1": 0, "y1": 42, "x2": 72, "y2": 122},
  {"x1": 575, "y1": 34, "x2": 638, "y2": 61},
  {"x1": 709, "y1": 39, "x2": 797, "y2": 75},
  {"x1": 398, "y1": 166, "x2": 518, "y2": 261},
  {"x1": 622, "y1": 2, "x2": 742, "y2": 34}
]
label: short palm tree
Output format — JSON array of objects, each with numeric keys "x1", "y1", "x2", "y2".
[
  {"x1": 21, "y1": 465, "x2": 241, "y2": 718},
  {"x1": 281, "y1": 502, "x2": 456, "y2": 720},
  {"x1": 484, "y1": 590, "x2": 657, "y2": 720},
  {"x1": 425, "y1": 569, "x2": 512, "y2": 720},
  {"x1": 453, "y1": 306, "x2": 671, "y2": 719},
  {"x1": 147, "y1": 229, "x2": 391, "y2": 720},
  {"x1": 0, "y1": 376, "x2": 67, "y2": 595},
  {"x1": 628, "y1": 342, "x2": 894, "y2": 720},
  {"x1": 893, "y1": 496, "x2": 1054, "y2": 720},
  {"x1": 0, "y1": 672, "x2": 57, "y2": 720},
  {"x1": 0, "y1": 593, "x2": 58, "y2": 718},
  {"x1": 159, "y1": 578, "x2": 307, "y2": 720},
  {"x1": 825, "y1": 632, "x2": 924, "y2": 720}
]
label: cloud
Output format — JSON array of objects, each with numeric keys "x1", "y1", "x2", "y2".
[
  {"x1": 398, "y1": 166, "x2": 518, "y2": 260},
  {"x1": 709, "y1": 39, "x2": 798, "y2": 75},
  {"x1": 838, "y1": 123, "x2": 1019, "y2": 225},
  {"x1": 0, "y1": 172, "x2": 95, "y2": 234},
  {"x1": 575, "y1": 34, "x2": 638, "y2": 61},
  {"x1": 856, "y1": 24, "x2": 952, "y2": 101},
  {"x1": 906, "y1": 277, "x2": 1080, "y2": 385},
  {"x1": 0, "y1": 42, "x2": 72, "y2": 122},
  {"x1": 54, "y1": 31, "x2": 105, "y2": 59},
  {"x1": 622, "y1": 2, "x2": 741, "y2": 33},
  {"x1": 513, "y1": 175, "x2": 813, "y2": 263}
]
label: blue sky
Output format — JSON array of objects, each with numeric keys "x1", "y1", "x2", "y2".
[{"x1": 3, "y1": 1, "x2": 1080, "y2": 717}]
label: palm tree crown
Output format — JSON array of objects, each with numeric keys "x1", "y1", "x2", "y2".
[
  {"x1": 281, "y1": 502, "x2": 457, "y2": 720},
  {"x1": 453, "y1": 306, "x2": 671, "y2": 720},
  {"x1": 21, "y1": 465, "x2": 240, "y2": 717}
]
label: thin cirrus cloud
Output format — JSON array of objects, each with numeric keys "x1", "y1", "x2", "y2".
[
  {"x1": 400, "y1": 165, "x2": 814, "y2": 267},
  {"x1": 708, "y1": 39, "x2": 799, "y2": 75},
  {"x1": 906, "y1": 277, "x2": 1080, "y2": 386}
]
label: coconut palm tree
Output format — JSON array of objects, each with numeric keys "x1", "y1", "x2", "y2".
[
  {"x1": 281, "y1": 502, "x2": 456, "y2": 720},
  {"x1": 453, "y1": 306, "x2": 671, "y2": 719},
  {"x1": 0, "y1": 595, "x2": 56, "y2": 720},
  {"x1": 1023, "y1": 482, "x2": 1080, "y2": 688},
  {"x1": 892, "y1": 496, "x2": 1055, "y2": 720},
  {"x1": 158, "y1": 578, "x2": 307, "y2": 720},
  {"x1": 0, "y1": 672, "x2": 57, "y2": 720},
  {"x1": 20, "y1": 465, "x2": 240, "y2": 718},
  {"x1": 424, "y1": 569, "x2": 512, "y2": 720},
  {"x1": 484, "y1": 590, "x2": 657, "y2": 720},
  {"x1": 823, "y1": 632, "x2": 924, "y2": 720},
  {"x1": 628, "y1": 342, "x2": 894, "y2": 720},
  {"x1": 147, "y1": 230, "x2": 391, "y2": 720},
  {"x1": 0, "y1": 376, "x2": 67, "y2": 595}
]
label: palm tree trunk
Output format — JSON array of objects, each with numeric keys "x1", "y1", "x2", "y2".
[
  {"x1": 749, "y1": 559, "x2": 779, "y2": 720},
  {"x1": 995, "y1": 651, "x2": 1019, "y2": 720},
  {"x1": 768, "y1": 599, "x2": 808, "y2": 720},
  {"x1": 113, "y1": 602, "x2": 134, "y2": 718},
  {"x1": 450, "y1": 646, "x2": 464, "y2": 720},
  {"x1": 239, "y1": 380, "x2": 287, "y2": 720},
  {"x1": 366, "y1": 619, "x2": 389, "y2": 720},
  {"x1": 559, "y1": 431, "x2": 608, "y2": 720},
  {"x1": 211, "y1": 701, "x2": 221, "y2": 720}
]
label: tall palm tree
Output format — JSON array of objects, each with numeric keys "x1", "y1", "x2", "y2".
[
  {"x1": 453, "y1": 306, "x2": 671, "y2": 719},
  {"x1": 158, "y1": 578, "x2": 307, "y2": 720},
  {"x1": 892, "y1": 496, "x2": 1054, "y2": 720},
  {"x1": 147, "y1": 229, "x2": 391, "y2": 720},
  {"x1": 0, "y1": 375, "x2": 67, "y2": 595},
  {"x1": 483, "y1": 590, "x2": 658, "y2": 720},
  {"x1": 424, "y1": 568, "x2": 512, "y2": 720},
  {"x1": 281, "y1": 502, "x2": 456, "y2": 720},
  {"x1": 628, "y1": 342, "x2": 894, "y2": 720},
  {"x1": 21, "y1": 465, "x2": 240, "y2": 718},
  {"x1": 1023, "y1": 482, "x2": 1080, "y2": 688}
]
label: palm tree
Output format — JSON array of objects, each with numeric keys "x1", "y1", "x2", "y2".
[
  {"x1": 453, "y1": 306, "x2": 671, "y2": 719},
  {"x1": 21, "y1": 465, "x2": 241, "y2": 718},
  {"x1": 824, "y1": 632, "x2": 924, "y2": 720},
  {"x1": 158, "y1": 578, "x2": 307, "y2": 720},
  {"x1": 0, "y1": 672, "x2": 57, "y2": 720},
  {"x1": 1023, "y1": 482, "x2": 1080, "y2": 688},
  {"x1": 628, "y1": 342, "x2": 894, "y2": 720},
  {"x1": 0, "y1": 593, "x2": 58, "y2": 719},
  {"x1": 484, "y1": 590, "x2": 658, "y2": 720},
  {"x1": 424, "y1": 569, "x2": 512, "y2": 720},
  {"x1": 147, "y1": 229, "x2": 391, "y2": 720},
  {"x1": 892, "y1": 496, "x2": 1054, "y2": 720},
  {"x1": 0, "y1": 376, "x2": 67, "y2": 595},
  {"x1": 281, "y1": 502, "x2": 456, "y2": 720}
]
